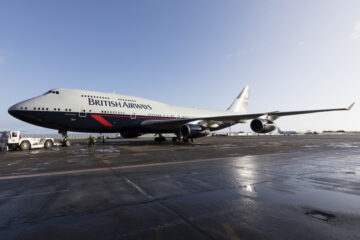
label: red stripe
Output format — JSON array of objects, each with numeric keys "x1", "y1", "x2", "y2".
[{"x1": 90, "y1": 114, "x2": 114, "y2": 127}]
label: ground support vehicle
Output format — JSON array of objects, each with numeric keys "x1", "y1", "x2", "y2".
[{"x1": 0, "y1": 131, "x2": 60, "y2": 151}]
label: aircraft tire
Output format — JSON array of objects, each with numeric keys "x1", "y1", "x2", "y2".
[{"x1": 63, "y1": 140, "x2": 71, "y2": 147}]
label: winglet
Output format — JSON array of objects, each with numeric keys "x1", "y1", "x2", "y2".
[{"x1": 347, "y1": 102, "x2": 355, "y2": 110}]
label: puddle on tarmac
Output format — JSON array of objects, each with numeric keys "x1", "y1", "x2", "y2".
[
  {"x1": 7, "y1": 161, "x2": 19, "y2": 166},
  {"x1": 29, "y1": 150, "x2": 41, "y2": 154},
  {"x1": 30, "y1": 168, "x2": 45, "y2": 171},
  {"x1": 304, "y1": 145, "x2": 320, "y2": 148},
  {"x1": 219, "y1": 144, "x2": 238, "y2": 149},
  {"x1": 256, "y1": 186, "x2": 360, "y2": 215},
  {"x1": 96, "y1": 147, "x2": 121, "y2": 153},
  {"x1": 306, "y1": 210, "x2": 335, "y2": 221},
  {"x1": 328, "y1": 143, "x2": 358, "y2": 149}
]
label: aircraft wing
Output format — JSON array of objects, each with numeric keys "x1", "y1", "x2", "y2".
[{"x1": 140, "y1": 102, "x2": 354, "y2": 130}]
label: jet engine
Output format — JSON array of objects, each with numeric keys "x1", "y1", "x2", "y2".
[
  {"x1": 250, "y1": 118, "x2": 276, "y2": 133},
  {"x1": 180, "y1": 124, "x2": 210, "y2": 138},
  {"x1": 120, "y1": 132, "x2": 140, "y2": 138}
]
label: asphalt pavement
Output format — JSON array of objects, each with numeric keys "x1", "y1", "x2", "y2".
[{"x1": 0, "y1": 135, "x2": 359, "y2": 240}]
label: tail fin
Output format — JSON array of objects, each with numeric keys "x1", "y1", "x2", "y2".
[
  {"x1": 227, "y1": 85, "x2": 250, "y2": 113},
  {"x1": 277, "y1": 128, "x2": 282, "y2": 133}
]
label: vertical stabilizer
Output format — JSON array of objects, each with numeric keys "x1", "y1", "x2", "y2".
[{"x1": 227, "y1": 85, "x2": 250, "y2": 113}]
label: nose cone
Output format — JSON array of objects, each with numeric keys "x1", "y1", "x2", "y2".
[
  {"x1": 8, "y1": 104, "x2": 16, "y2": 116},
  {"x1": 8, "y1": 103, "x2": 21, "y2": 119}
]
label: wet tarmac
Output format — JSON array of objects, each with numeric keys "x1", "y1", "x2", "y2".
[{"x1": 0, "y1": 135, "x2": 360, "y2": 240}]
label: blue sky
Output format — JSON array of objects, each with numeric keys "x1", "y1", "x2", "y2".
[{"x1": 0, "y1": 0, "x2": 359, "y2": 133}]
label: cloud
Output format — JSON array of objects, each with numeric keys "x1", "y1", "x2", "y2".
[{"x1": 350, "y1": 20, "x2": 360, "y2": 41}]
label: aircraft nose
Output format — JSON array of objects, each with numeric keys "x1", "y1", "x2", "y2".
[
  {"x1": 8, "y1": 103, "x2": 21, "y2": 118},
  {"x1": 8, "y1": 104, "x2": 16, "y2": 115}
]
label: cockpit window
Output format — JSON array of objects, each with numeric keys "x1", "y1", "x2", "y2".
[{"x1": 44, "y1": 90, "x2": 60, "y2": 95}]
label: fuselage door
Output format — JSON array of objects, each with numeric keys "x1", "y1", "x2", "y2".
[
  {"x1": 79, "y1": 108, "x2": 87, "y2": 117},
  {"x1": 130, "y1": 112, "x2": 136, "y2": 120}
]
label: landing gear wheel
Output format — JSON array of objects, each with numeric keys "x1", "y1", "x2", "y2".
[
  {"x1": 59, "y1": 130, "x2": 70, "y2": 147},
  {"x1": 44, "y1": 140, "x2": 53, "y2": 149},
  {"x1": 63, "y1": 140, "x2": 71, "y2": 147},
  {"x1": 182, "y1": 138, "x2": 189, "y2": 143},
  {"x1": 20, "y1": 141, "x2": 31, "y2": 150},
  {"x1": 155, "y1": 136, "x2": 166, "y2": 142}
]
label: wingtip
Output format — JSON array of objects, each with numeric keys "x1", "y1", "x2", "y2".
[{"x1": 347, "y1": 102, "x2": 355, "y2": 110}]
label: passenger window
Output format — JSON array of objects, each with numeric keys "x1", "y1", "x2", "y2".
[{"x1": 12, "y1": 132, "x2": 17, "y2": 137}]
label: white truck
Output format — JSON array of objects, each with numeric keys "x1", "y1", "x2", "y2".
[{"x1": 0, "y1": 131, "x2": 59, "y2": 151}]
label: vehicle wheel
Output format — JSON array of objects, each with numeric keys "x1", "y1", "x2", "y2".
[
  {"x1": 20, "y1": 141, "x2": 31, "y2": 150},
  {"x1": 182, "y1": 138, "x2": 189, "y2": 143},
  {"x1": 154, "y1": 137, "x2": 159, "y2": 142},
  {"x1": 160, "y1": 136, "x2": 166, "y2": 142},
  {"x1": 44, "y1": 140, "x2": 53, "y2": 149},
  {"x1": 63, "y1": 140, "x2": 71, "y2": 147},
  {"x1": 172, "y1": 137, "x2": 177, "y2": 142}
]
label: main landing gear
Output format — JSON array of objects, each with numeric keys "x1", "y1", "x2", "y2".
[
  {"x1": 154, "y1": 134, "x2": 166, "y2": 143},
  {"x1": 59, "y1": 130, "x2": 71, "y2": 147},
  {"x1": 171, "y1": 134, "x2": 194, "y2": 143},
  {"x1": 154, "y1": 134, "x2": 194, "y2": 143}
]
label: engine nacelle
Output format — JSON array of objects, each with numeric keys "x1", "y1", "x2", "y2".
[
  {"x1": 180, "y1": 124, "x2": 210, "y2": 138},
  {"x1": 250, "y1": 118, "x2": 276, "y2": 133},
  {"x1": 120, "y1": 132, "x2": 140, "y2": 138}
]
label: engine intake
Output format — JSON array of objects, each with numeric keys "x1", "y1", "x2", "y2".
[
  {"x1": 250, "y1": 118, "x2": 276, "y2": 133},
  {"x1": 180, "y1": 124, "x2": 210, "y2": 138}
]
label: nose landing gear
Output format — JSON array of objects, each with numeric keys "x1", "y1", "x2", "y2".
[{"x1": 59, "y1": 130, "x2": 71, "y2": 147}]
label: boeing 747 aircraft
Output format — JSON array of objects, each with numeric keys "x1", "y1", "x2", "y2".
[{"x1": 8, "y1": 86, "x2": 354, "y2": 146}]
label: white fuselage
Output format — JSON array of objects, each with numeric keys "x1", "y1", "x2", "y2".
[{"x1": 8, "y1": 88, "x2": 237, "y2": 134}]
